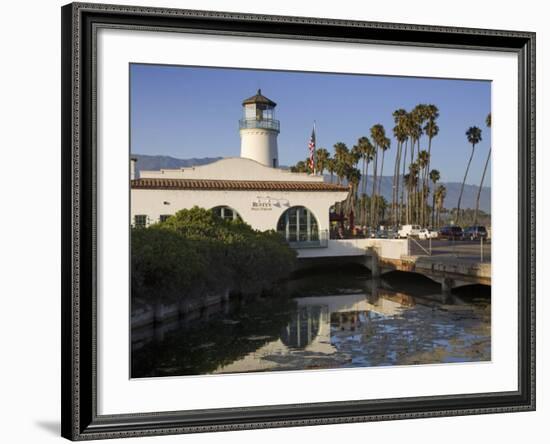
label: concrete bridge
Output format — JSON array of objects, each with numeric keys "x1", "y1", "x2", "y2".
[{"x1": 296, "y1": 238, "x2": 491, "y2": 296}]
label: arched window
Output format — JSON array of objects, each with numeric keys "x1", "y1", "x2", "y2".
[
  {"x1": 277, "y1": 206, "x2": 319, "y2": 244},
  {"x1": 211, "y1": 206, "x2": 242, "y2": 222}
]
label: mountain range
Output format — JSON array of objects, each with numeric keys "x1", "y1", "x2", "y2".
[{"x1": 132, "y1": 154, "x2": 491, "y2": 213}]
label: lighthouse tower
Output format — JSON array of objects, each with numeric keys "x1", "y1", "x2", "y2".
[{"x1": 239, "y1": 89, "x2": 280, "y2": 168}]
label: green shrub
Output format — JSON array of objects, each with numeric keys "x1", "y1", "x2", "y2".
[{"x1": 131, "y1": 207, "x2": 297, "y2": 306}]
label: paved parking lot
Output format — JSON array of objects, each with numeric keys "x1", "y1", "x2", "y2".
[{"x1": 408, "y1": 239, "x2": 491, "y2": 262}]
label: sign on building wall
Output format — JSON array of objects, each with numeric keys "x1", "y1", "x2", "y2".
[{"x1": 251, "y1": 196, "x2": 290, "y2": 211}]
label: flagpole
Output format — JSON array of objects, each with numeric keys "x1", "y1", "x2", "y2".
[{"x1": 313, "y1": 120, "x2": 317, "y2": 176}]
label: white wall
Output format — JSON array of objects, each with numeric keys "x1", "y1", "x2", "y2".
[
  {"x1": 131, "y1": 188, "x2": 347, "y2": 231},
  {"x1": 0, "y1": 1, "x2": 546, "y2": 444},
  {"x1": 240, "y1": 128, "x2": 279, "y2": 167},
  {"x1": 297, "y1": 239, "x2": 409, "y2": 260}
]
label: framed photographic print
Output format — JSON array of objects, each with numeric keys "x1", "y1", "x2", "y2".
[{"x1": 61, "y1": 2, "x2": 535, "y2": 440}]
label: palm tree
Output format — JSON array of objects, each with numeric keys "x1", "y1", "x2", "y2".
[
  {"x1": 429, "y1": 169, "x2": 440, "y2": 227},
  {"x1": 350, "y1": 144, "x2": 362, "y2": 169},
  {"x1": 404, "y1": 107, "x2": 424, "y2": 224},
  {"x1": 326, "y1": 157, "x2": 336, "y2": 183},
  {"x1": 407, "y1": 162, "x2": 420, "y2": 224},
  {"x1": 403, "y1": 172, "x2": 410, "y2": 222},
  {"x1": 315, "y1": 148, "x2": 329, "y2": 176},
  {"x1": 375, "y1": 132, "x2": 391, "y2": 222},
  {"x1": 349, "y1": 145, "x2": 361, "y2": 193},
  {"x1": 457, "y1": 126, "x2": 482, "y2": 224},
  {"x1": 370, "y1": 124, "x2": 387, "y2": 228},
  {"x1": 357, "y1": 194, "x2": 369, "y2": 230},
  {"x1": 361, "y1": 137, "x2": 376, "y2": 226},
  {"x1": 474, "y1": 113, "x2": 491, "y2": 225},
  {"x1": 356, "y1": 136, "x2": 374, "y2": 197},
  {"x1": 399, "y1": 112, "x2": 413, "y2": 224},
  {"x1": 345, "y1": 166, "x2": 362, "y2": 221},
  {"x1": 423, "y1": 104, "x2": 439, "y2": 190},
  {"x1": 417, "y1": 149, "x2": 430, "y2": 225},
  {"x1": 411, "y1": 104, "x2": 426, "y2": 160},
  {"x1": 373, "y1": 195, "x2": 388, "y2": 223},
  {"x1": 333, "y1": 142, "x2": 349, "y2": 185},
  {"x1": 290, "y1": 160, "x2": 308, "y2": 173},
  {"x1": 392, "y1": 110, "x2": 408, "y2": 226},
  {"x1": 435, "y1": 184, "x2": 447, "y2": 228}
]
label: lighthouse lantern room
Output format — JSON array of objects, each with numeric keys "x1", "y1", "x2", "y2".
[{"x1": 239, "y1": 89, "x2": 280, "y2": 168}]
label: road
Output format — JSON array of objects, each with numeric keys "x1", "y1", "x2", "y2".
[{"x1": 407, "y1": 239, "x2": 491, "y2": 263}]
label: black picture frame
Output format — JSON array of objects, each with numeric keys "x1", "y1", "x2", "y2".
[{"x1": 61, "y1": 2, "x2": 536, "y2": 440}]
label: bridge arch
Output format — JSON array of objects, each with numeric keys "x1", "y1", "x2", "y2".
[
  {"x1": 211, "y1": 205, "x2": 242, "y2": 222},
  {"x1": 276, "y1": 206, "x2": 319, "y2": 245}
]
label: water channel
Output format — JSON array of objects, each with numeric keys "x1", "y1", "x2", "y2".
[{"x1": 131, "y1": 266, "x2": 491, "y2": 378}]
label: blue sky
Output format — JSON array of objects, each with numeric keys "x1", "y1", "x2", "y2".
[{"x1": 130, "y1": 64, "x2": 491, "y2": 184}]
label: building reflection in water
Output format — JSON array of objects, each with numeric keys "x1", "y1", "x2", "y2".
[
  {"x1": 294, "y1": 290, "x2": 415, "y2": 351},
  {"x1": 213, "y1": 286, "x2": 417, "y2": 374},
  {"x1": 280, "y1": 306, "x2": 325, "y2": 349}
]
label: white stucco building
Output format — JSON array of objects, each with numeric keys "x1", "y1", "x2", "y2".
[{"x1": 131, "y1": 90, "x2": 349, "y2": 246}]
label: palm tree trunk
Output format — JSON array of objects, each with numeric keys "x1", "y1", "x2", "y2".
[
  {"x1": 361, "y1": 157, "x2": 366, "y2": 196},
  {"x1": 423, "y1": 164, "x2": 429, "y2": 227},
  {"x1": 474, "y1": 147, "x2": 491, "y2": 225},
  {"x1": 370, "y1": 148, "x2": 378, "y2": 227},
  {"x1": 364, "y1": 159, "x2": 370, "y2": 226},
  {"x1": 456, "y1": 145, "x2": 476, "y2": 225},
  {"x1": 392, "y1": 142, "x2": 401, "y2": 227},
  {"x1": 432, "y1": 188, "x2": 435, "y2": 228},
  {"x1": 400, "y1": 140, "x2": 408, "y2": 225},
  {"x1": 418, "y1": 173, "x2": 426, "y2": 227},
  {"x1": 410, "y1": 138, "x2": 416, "y2": 224},
  {"x1": 397, "y1": 142, "x2": 402, "y2": 226},
  {"x1": 349, "y1": 174, "x2": 357, "y2": 215},
  {"x1": 359, "y1": 194, "x2": 365, "y2": 226},
  {"x1": 424, "y1": 135, "x2": 433, "y2": 226},
  {"x1": 407, "y1": 182, "x2": 411, "y2": 225},
  {"x1": 357, "y1": 156, "x2": 367, "y2": 226},
  {"x1": 417, "y1": 139, "x2": 422, "y2": 226},
  {"x1": 376, "y1": 149, "x2": 386, "y2": 226},
  {"x1": 391, "y1": 147, "x2": 396, "y2": 226}
]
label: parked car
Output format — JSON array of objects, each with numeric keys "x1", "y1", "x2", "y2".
[
  {"x1": 374, "y1": 229, "x2": 390, "y2": 239},
  {"x1": 397, "y1": 224, "x2": 422, "y2": 238},
  {"x1": 463, "y1": 225, "x2": 488, "y2": 241},
  {"x1": 418, "y1": 228, "x2": 439, "y2": 240},
  {"x1": 438, "y1": 225, "x2": 463, "y2": 240}
]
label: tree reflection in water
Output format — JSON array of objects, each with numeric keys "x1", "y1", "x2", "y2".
[{"x1": 131, "y1": 270, "x2": 490, "y2": 378}]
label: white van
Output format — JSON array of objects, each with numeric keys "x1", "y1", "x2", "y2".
[
  {"x1": 418, "y1": 228, "x2": 439, "y2": 240},
  {"x1": 397, "y1": 224, "x2": 421, "y2": 238}
]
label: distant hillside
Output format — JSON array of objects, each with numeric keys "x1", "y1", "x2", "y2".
[
  {"x1": 131, "y1": 155, "x2": 491, "y2": 213},
  {"x1": 132, "y1": 154, "x2": 222, "y2": 176},
  {"x1": 351, "y1": 175, "x2": 491, "y2": 214}
]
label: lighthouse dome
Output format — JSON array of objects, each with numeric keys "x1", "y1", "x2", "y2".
[{"x1": 242, "y1": 89, "x2": 277, "y2": 107}]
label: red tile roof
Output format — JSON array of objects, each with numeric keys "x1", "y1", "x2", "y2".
[{"x1": 131, "y1": 178, "x2": 349, "y2": 192}]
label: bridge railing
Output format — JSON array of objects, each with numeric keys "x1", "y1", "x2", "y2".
[
  {"x1": 287, "y1": 229, "x2": 329, "y2": 249},
  {"x1": 406, "y1": 236, "x2": 491, "y2": 263},
  {"x1": 408, "y1": 237, "x2": 432, "y2": 256}
]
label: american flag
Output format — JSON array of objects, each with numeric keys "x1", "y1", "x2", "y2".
[{"x1": 308, "y1": 124, "x2": 316, "y2": 173}]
